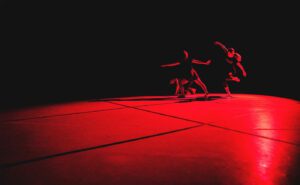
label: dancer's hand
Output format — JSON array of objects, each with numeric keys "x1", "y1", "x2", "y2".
[{"x1": 206, "y1": 60, "x2": 212, "y2": 65}]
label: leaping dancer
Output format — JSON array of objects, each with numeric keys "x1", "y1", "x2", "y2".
[{"x1": 214, "y1": 41, "x2": 247, "y2": 97}]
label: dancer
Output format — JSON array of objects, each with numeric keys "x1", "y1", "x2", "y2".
[
  {"x1": 214, "y1": 41, "x2": 247, "y2": 97},
  {"x1": 161, "y1": 50, "x2": 211, "y2": 98}
]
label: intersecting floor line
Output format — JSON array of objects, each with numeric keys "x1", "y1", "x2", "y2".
[
  {"x1": 0, "y1": 125, "x2": 202, "y2": 169},
  {"x1": 0, "y1": 101, "x2": 179, "y2": 123},
  {"x1": 109, "y1": 101, "x2": 300, "y2": 147},
  {"x1": 1, "y1": 99, "x2": 298, "y2": 169},
  {"x1": 108, "y1": 101, "x2": 209, "y2": 125}
]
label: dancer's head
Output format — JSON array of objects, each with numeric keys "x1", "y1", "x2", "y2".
[{"x1": 227, "y1": 48, "x2": 235, "y2": 58}]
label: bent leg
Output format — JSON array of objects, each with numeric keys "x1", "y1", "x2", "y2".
[
  {"x1": 227, "y1": 72, "x2": 240, "y2": 82},
  {"x1": 191, "y1": 69, "x2": 209, "y2": 96},
  {"x1": 175, "y1": 78, "x2": 180, "y2": 95},
  {"x1": 178, "y1": 78, "x2": 186, "y2": 98}
]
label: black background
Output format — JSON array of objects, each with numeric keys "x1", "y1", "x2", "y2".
[{"x1": 0, "y1": 1, "x2": 299, "y2": 109}]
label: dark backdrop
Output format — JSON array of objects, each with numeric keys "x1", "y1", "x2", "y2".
[{"x1": 1, "y1": 1, "x2": 299, "y2": 109}]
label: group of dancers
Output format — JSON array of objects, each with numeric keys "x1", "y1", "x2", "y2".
[{"x1": 161, "y1": 41, "x2": 247, "y2": 99}]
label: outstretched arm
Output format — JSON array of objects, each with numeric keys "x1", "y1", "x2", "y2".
[
  {"x1": 192, "y1": 59, "x2": 212, "y2": 65},
  {"x1": 236, "y1": 62, "x2": 247, "y2": 77},
  {"x1": 160, "y1": 61, "x2": 180, "y2": 68},
  {"x1": 214, "y1": 41, "x2": 228, "y2": 53}
]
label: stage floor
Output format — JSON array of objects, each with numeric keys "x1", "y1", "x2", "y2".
[{"x1": 0, "y1": 94, "x2": 299, "y2": 185}]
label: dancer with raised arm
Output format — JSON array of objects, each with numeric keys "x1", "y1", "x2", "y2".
[
  {"x1": 214, "y1": 41, "x2": 247, "y2": 97},
  {"x1": 161, "y1": 50, "x2": 211, "y2": 98}
]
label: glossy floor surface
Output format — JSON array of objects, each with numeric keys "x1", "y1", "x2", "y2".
[{"x1": 0, "y1": 94, "x2": 299, "y2": 185}]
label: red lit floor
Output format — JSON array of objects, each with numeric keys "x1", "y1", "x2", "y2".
[{"x1": 0, "y1": 94, "x2": 299, "y2": 185}]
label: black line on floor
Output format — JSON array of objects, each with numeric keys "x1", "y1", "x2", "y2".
[
  {"x1": 0, "y1": 102, "x2": 178, "y2": 123},
  {"x1": 0, "y1": 107, "x2": 125, "y2": 123},
  {"x1": 1, "y1": 95, "x2": 223, "y2": 123},
  {"x1": 0, "y1": 125, "x2": 202, "y2": 169},
  {"x1": 206, "y1": 123, "x2": 300, "y2": 146}
]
